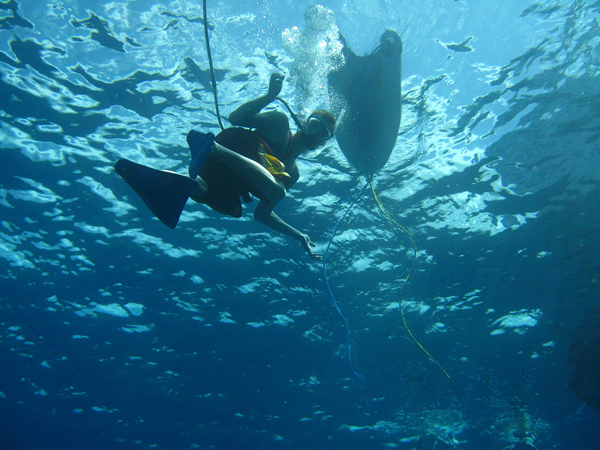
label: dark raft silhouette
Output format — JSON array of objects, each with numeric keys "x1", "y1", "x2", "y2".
[{"x1": 328, "y1": 29, "x2": 402, "y2": 176}]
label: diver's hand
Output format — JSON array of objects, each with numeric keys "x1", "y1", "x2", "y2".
[
  {"x1": 299, "y1": 233, "x2": 322, "y2": 260},
  {"x1": 267, "y1": 73, "x2": 284, "y2": 100}
]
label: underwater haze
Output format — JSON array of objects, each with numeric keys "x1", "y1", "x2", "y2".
[{"x1": 1, "y1": 0, "x2": 600, "y2": 449}]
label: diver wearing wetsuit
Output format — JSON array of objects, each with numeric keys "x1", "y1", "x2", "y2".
[{"x1": 189, "y1": 73, "x2": 336, "y2": 259}]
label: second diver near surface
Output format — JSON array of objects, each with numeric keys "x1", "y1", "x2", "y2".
[{"x1": 115, "y1": 73, "x2": 336, "y2": 259}]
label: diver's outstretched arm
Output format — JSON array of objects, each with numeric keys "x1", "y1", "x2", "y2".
[{"x1": 253, "y1": 200, "x2": 321, "y2": 260}]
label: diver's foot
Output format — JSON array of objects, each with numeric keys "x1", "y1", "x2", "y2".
[{"x1": 187, "y1": 130, "x2": 215, "y2": 178}]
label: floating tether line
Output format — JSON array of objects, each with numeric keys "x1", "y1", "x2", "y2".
[
  {"x1": 322, "y1": 182, "x2": 370, "y2": 381},
  {"x1": 323, "y1": 174, "x2": 485, "y2": 449},
  {"x1": 322, "y1": 176, "x2": 419, "y2": 383},
  {"x1": 202, "y1": 0, "x2": 224, "y2": 131}
]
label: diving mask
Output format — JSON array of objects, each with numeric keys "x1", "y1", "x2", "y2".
[{"x1": 305, "y1": 113, "x2": 334, "y2": 141}]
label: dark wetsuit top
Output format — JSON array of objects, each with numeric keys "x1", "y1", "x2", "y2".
[{"x1": 191, "y1": 127, "x2": 291, "y2": 218}]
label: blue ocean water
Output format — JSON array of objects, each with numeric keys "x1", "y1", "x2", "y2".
[{"x1": 1, "y1": 0, "x2": 599, "y2": 449}]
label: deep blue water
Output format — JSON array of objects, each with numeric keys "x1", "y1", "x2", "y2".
[{"x1": 1, "y1": 0, "x2": 600, "y2": 449}]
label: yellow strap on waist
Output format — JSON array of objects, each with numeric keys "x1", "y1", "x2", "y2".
[{"x1": 258, "y1": 152, "x2": 291, "y2": 180}]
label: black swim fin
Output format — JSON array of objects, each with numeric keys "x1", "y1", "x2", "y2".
[
  {"x1": 187, "y1": 130, "x2": 215, "y2": 178},
  {"x1": 115, "y1": 158, "x2": 198, "y2": 229}
]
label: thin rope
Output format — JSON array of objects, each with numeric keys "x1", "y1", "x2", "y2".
[
  {"x1": 322, "y1": 182, "x2": 369, "y2": 382},
  {"x1": 368, "y1": 178, "x2": 485, "y2": 450},
  {"x1": 202, "y1": 0, "x2": 225, "y2": 131}
]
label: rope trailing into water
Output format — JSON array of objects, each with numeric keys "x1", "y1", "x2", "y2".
[
  {"x1": 202, "y1": 0, "x2": 225, "y2": 131},
  {"x1": 368, "y1": 178, "x2": 485, "y2": 450},
  {"x1": 368, "y1": 179, "x2": 424, "y2": 362},
  {"x1": 322, "y1": 182, "x2": 369, "y2": 382}
]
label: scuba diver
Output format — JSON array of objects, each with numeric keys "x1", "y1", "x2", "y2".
[{"x1": 115, "y1": 73, "x2": 336, "y2": 259}]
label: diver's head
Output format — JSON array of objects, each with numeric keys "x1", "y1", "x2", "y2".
[{"x1": 300, "y1": 109, "x2": 336, "y2": 150}]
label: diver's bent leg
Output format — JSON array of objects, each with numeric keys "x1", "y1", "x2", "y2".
[{"x1": 212, "y1": 143, "x2": 285, "y2": 202}]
